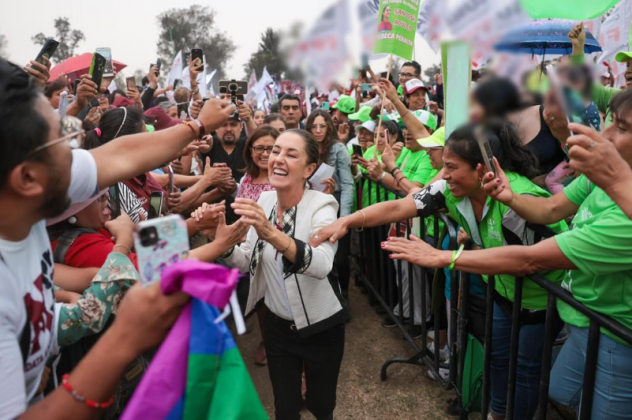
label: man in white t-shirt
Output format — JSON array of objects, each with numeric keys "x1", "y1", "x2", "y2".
[{"x1": 0, "y1": 57, "x2": 235, "y2": 420}]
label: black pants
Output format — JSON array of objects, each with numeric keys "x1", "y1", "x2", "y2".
[
  {"x1": 264, "y1": 311, "x2": 345, "y2": 420},
  {"x1": 335, "y1": 234, "x2": 351, "y2": 297}
]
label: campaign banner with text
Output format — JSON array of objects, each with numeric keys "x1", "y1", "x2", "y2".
[{"x1": 373, "y1": 0, "x2": 421, "y2": 60}]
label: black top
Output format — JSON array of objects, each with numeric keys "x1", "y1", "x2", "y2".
[
  {"x1": 525, "y1": 106, "x2": 567, "y2": 175},
  {"x1": 201, "y1": 136, "x2": 247, "y2": 223}
]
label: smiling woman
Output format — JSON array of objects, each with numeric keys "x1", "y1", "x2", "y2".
[{"x1": 215, "y1": 129, "x2": 347, "y2": 420}]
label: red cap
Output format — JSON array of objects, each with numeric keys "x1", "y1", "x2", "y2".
[{"x1": 144, "y1": 106, "x2": 182, "y2": 131}]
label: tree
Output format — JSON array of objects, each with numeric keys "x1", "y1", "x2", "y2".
[
  {"x1": 243, "y1": 28, "x2": 287, "y2": 80},
  {"x1": 0, "y1": 34, "x2": 8, "y2": 59},
  {"x1": 423, "y1": 64, "x2": 441, "y2": 86},
  {"x1": 32, "y1": 17, "x2": 85, "y2": 63},
  {"x1": 156, "y1": 5, "x2": 234, "y2": 81}
]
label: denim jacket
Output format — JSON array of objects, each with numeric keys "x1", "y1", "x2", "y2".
[{"x1": 328, "y1": 142, "x2": 354, "y2": 217}]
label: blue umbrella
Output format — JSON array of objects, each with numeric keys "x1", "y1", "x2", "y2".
[{"x1": 495, "y1": 19, "x2": 602, "y2": 56}]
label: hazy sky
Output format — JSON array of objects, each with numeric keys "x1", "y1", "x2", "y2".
[{"x1": 0, "y1": 0, "x2": 439, "y2": 82}]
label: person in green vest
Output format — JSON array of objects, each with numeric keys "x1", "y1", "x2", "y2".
[{"x1": 311, "y1": 120, "x2": 568, "y2": 420}]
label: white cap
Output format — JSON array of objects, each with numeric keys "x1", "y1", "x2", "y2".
[
  {"x1": 404, "y1": 79, "x2": 428, "y2": 95},
  {"x1": 357, "y1": 120, "x2": 376, "y2": 133}
]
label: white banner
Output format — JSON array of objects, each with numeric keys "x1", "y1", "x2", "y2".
[
  {"x1": 289, "y1": 0, "x2": 350, "y2": 91},
  {"x1": 416, "y1": 0, "x2": 444, "y2": 53},
  {"x1": 247, "y1": 67, "x2": 274, "y2": 103},
  {"x1": 166, "y1": 50, "x2": 183, "y2": 88},
  {"x1": 597, "y1": 0, "x2": 632, "y2": 88}
]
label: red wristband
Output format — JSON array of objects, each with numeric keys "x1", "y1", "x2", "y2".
[
  {"x1": 62, "y1": 374, "x2": 115, "y2": 409},
  {"x1": 193, "y1": 119, "x2": 206, "y2": 138}
]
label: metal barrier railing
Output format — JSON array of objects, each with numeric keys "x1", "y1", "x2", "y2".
[
  {"x1": 353, "y1": 175, "x2": 461, "y2": 393},
  {"x1": 353, "y1": 173, "x2": 632, "y2": 420},
  {"x1": 486, "y1": 273, "x2": 632, "y2": 420}
]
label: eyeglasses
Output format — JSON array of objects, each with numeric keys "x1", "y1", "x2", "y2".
[
  {"x1": 30, "y1": 116, "x2": 83, "y2": 156},
  {"x1": 252, "y1": 145, "x2": 274, "y2": 154}
]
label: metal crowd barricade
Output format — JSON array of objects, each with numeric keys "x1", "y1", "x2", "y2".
[
  {"x1": 352, "y1": 174, "x2": 632, "y2": 420},
  {"x1": 353, "y1": 175, "x2": 461, "y2": 392},
  {"x1": 480, "y1": 273, "x2": 632, "y2": 420}
]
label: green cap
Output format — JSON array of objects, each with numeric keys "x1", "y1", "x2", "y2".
[
  {"x1": 615, "y1": 51, "x2": 632, "y2": 63},
  {"x1": 332, "y1": 95, "x2": 356, "y2": 114},
  {"x1": 349, "y1": 106, "x2": 373, "y2": 123},
  {"x1": 410, "y1": 110, "x2": 437, "y2": 131},
  {"x1": 145, "y1": 124, "x2": 155, "y2": 133},
  {"x1": 417, "y1": 126, "x2": 445, "y2": 148}
]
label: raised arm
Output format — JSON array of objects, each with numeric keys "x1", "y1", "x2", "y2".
[
  {"x1": 482, "y1": 158, "x2": 578, "y2": 225},
  {"x1": 379, "y1": 79, "x2": 430, "y2": 140},
  {"x1": 91, "y1": 99, "x2": 235, "y2": 190}
]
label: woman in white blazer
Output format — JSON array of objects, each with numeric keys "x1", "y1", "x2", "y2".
[{"x1": 220, "y1": 129, "x2": 348, "y2": 420}]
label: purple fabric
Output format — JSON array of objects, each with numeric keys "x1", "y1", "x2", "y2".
[{"x1": 121, "y1": 261, "x2": 240, "y2": 420}]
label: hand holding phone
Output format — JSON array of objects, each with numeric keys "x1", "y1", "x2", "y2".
[
  {"x1": 35, "y1": 39, "x2": 60, "y2": 65},
  {"x1": 126, "y1": 77, "x2": 136, "y2": 90},
  {"x1": 475, "y1": 126, "x2": 497, "y2": 177},
  {"x1": 352, "y1": 144, "x2": 363, "y2": 157},
  {"x1": 191, "y1": 48, "x2": 204, "y2": 72},
  {"x1": 89, "y1": 53, "x2": 107, "y2": 94}
]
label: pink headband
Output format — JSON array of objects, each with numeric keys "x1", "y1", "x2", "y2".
[{"x1": 95, "y1": 128, "x2": 102, "y2": 138}]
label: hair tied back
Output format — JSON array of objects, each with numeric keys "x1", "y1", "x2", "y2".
[{"x1": 94, "y1": 128, "x2": 102, "y2": 138}]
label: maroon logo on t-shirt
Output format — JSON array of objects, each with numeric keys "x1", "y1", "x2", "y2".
[{"x1": 23, "y1": 250, "x2": 54, "y2": 356}]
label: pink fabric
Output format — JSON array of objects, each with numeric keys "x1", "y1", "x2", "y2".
[
  {"x1": 545, "y1": 161, "x2": 575, "y2": 195},
  {"x1": 235, "y1": 173, "x2": 274, "y2": 202}
]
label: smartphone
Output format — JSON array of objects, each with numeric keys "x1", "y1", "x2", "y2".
[
  {"x1": 155, "y1": 58, "x2": 162, "y2": 75},
  {"x1": 361, "y1": 53, "x2": 369, "y2": 70},
  {"x1": 546, "y1": 65, "x2": 590, "y2": 136},
  {"x1": 173, "y1": 79, "x2": 182, "y2": 90},
  {"x1": 126, "y1": 76, "x2": 136, "y2": 90},
  {"x1": 183, "y1": 52, "x2": 191, "y2": 66},
  {"x1": 89, "y1": 53, "x2": 107, "y2": 94},
  {"x1": 191, "y1": 48, "x2": 204, "y2": 71},
  {"x1": 361, "y1": 83, "x2": 372, "y2": 92},
  {"x1": 35, "y1": 38, "x2": 59, "y2": 65},
  {"x1": 73, "y1": 79, "x2": 80, "y2": 96},
  {"x1": 133, "y1": 215, "x2": 190, "y2": 286},
  {"x1": 352, "y1": 144, "x2": 363, "y2": 157},
  {"x1": 95, "y1": 47, "x2": 113, "y2": 77},
  {"x1": 148, "y1": 191, "x2": 163, "y2": 219},
  {"x1": 108, "y1": 184, "x2": 121, "y2": 219},
  {"x1": 474, "y1": 125, "x2": 496, "y2": 177},
  {"x1": 218, "y1": 80, "x2": 248, "y2": 96},
  {"x1": 58, "y1": 91, "x2": 69, "y2": 118},
  {"x1": 322, "y1": 101, "x2": 330, "y2": 111},
  {"x1": 167, "y1": 165, "x2": 175, "y2": 193}
]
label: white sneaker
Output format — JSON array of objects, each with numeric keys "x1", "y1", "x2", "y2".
[
  {"x1": 427, "y1": 342, "x2": 450, "y2": 362},
  {"x1": 426, "y1": 329, "x2": 436, "y2": 341},
  {"x1": 427, "y1": 367, "x2": 449, "y2": 381}
]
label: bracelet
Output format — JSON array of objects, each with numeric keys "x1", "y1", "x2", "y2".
[
  {"x1": 193, "y1": 119, "x2": 206, "y2": 138},
  {"x1": 221, "y1": 246, "x2": 235, "y2": 259},
  {"x1": 449, "y1": 244, "x2": 465, "y2": 270},
  {"x1": 379, "y1": 171, "x2": 386, "y2": 182},
  {"x1": 112, "y1": 244, "x2": 131, "y2": 254},
  {"x1": 280, "y1": 235, "x2": 292, "y2": 253},
  {"x1": 62, "y1": 374, "x2": 115, "y2": 409},
  {"x1": 390, "y1": 167, "x2": 401, "y2": 176},
  {"x1": 356, "y1": 210, "x2": 367, "y2": 232},
  {"x1": 182, "y1": 121, "x2": 199, "y2": 139}
]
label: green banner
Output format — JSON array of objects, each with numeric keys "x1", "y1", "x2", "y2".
[
  {"x1": 373, "y1": 0, "x2": 421, "y2": 60},
  {"x1": 520, "y1": 0, "x2": 621, "y2": 20}
]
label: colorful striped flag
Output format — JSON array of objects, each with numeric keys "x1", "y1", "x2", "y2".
[
  {"x1": 121, "y1": 261, "x2": 267, "y2": 420},
  {"x1": 520, "y1": 0, "x2": 621, "y2": 20}
]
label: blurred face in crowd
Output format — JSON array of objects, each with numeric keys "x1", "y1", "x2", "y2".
[
  {"x1": 216, "y1": 119, "x2": 243, "y2": 145},
  {"x1": 407, "y1": 89, "x2": 427, "y2": 111},
  {"x1": 426, "y1": 147, "x2": 444, "y2": 170},
  {"x1": 332, "y1": 109, "x2": 349, "y2": 126},
  {"x1": 309, "y1": 116, "x2": 329, "y2": 143},
  {"x1": 267, "y1": 119, "x2": 286, "y2": 133},
  {"x1": 74, "y1": 192, "x2": 111, "y2": 230},
  {"x1": 357, "y1": 127, "x2": 374, "y2": 151},
  {"x1": 376, "y1": 127, "x2": 396, "y2": 153},
  {"x1": 167, "y1": 105, "x2": 178, "y2": 119},
  {"x1": 268, "y1": 132, "x2": 316, "y2": 191},
  {"x1": 442, "y1": 146, "x2": 483, "y2": 199},
  {"x1": 402, "y1": 128, "x2": 422, "y2": 151},
  {"x1": 251, "y1": 135, "x2": 275, "y2": 174},
  {"x1": 48, "y1": 88, "x2": 66, "y2": 109},
  {"x1": 280, "y1": 99, "x2": 301, "y2": 127},
  {"x1": 254, "y1": 110, "x2": 266, "y2": 126},
  {"x1": 626, "y1": 61, "x2": 632, "y2": 86},
  {"x1": 399, "y1": 65, "x2": 418, "y2": 87}
]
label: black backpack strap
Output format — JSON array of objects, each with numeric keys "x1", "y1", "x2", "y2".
[{"x1": 53, "y1": 228, "x2": 99, "y2": 264}]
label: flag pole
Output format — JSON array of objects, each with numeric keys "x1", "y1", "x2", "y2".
[{"x1": 375, "y1": 54, "x2": 394, "y2": 143}]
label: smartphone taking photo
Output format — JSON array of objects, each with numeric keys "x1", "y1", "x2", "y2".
[
  {"x1": 89, "y1": 52, "x2": 107, "y2": 94},
  {"x1": 126, "y1": 77, "x2": 136, "y2": 90},
  {"x1": 148, "y1": 191, "x2": 164, "y2": 219},
  {"x1": 352, "y1": 144, "x2": 363, "y2": 157},
  {"x1": 474, "y1": 125, "x2": 497, "y2": 177},
  {"x1": 35, "y1": 38, "x2": 59, "y2": 65},
  {"x1": 95, "y1": 47, "x2": 113, "y2": 77},
  {"x1": 191, "y1": 48, "x2": 204, "y2": 71}
]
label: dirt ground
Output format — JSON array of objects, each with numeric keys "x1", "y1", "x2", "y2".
[{"x1": 234, "y1": 283, "x2": 572, "y2": 420}]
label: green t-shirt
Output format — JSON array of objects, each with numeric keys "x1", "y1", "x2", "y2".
[
  {"x1": 360, "y1": 146, "x2": 393, "y2": 208},
  {"x1": 396, "y1": 148, "x2": 432, "y2": 186},
  {"x1": 555, "y1": 175, "x2": 632, "y2": 344},
  {"x1": 423, "y1": 168, "x2": 443, "y2": 238}
]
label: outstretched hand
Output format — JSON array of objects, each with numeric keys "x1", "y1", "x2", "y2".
[
  {"x1": 381, "y1": 235, "x2": 444, "y2": 268},
  {"x1": 481, "y1": 157, "x2": 514, "y2": 205}
]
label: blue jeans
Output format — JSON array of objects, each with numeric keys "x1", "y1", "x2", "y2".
[
  {"x1": 550, "y1": 325, "x2": 632, "y2": 420},
  {"x1": 490, "y1": 302, "x2": 551, "y2": 420}
]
